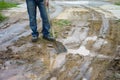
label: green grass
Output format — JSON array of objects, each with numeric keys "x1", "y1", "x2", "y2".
[
  {"x1": 115, "y1": 2, "x2": 120, "y2": 5},
  {"x1": 53, "y1": 19, "x2": 71, "y2": 27},
  {"x1": 0, "y1": 13, "x2": 6, "y2": 22},
  {"x1": 0, "y1": 1, "x2": 17, "y2": 10},
  {"x1": 0, "y1": 1, "x2": 17, "y2": 22}
]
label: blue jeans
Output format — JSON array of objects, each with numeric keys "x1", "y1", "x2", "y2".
[{"x1": 26, "y1": 0, "x2": 50, "y2": 37}]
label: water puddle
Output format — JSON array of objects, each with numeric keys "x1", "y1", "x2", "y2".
[
  {"x1": 0, "y1": 21, "x2": 29, "y2": 51},
  {"x1": 99, "y1": 15, "x2": 110, "y2": 38},
  {"x1": 54, "y1": 1, "x2": 111, "y2": 7}
]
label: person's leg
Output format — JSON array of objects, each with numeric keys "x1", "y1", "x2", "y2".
[
  {"x1": 37, "y1": 1, "x2": 50, "y2": 37},
  {"x1": 26, "y1": 0, "x2": 39, "y2": 37},
  {"x1": 37, "y1": 1, "x2": 55, "y2": 41}
]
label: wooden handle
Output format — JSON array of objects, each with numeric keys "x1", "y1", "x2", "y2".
[{"x1": 46, "y1": 3, "x2": 55, "y2": 37}]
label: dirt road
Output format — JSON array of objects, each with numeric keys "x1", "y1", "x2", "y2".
[{"x1": 0, "y1": 1, "x2": 120, "y2": 80}]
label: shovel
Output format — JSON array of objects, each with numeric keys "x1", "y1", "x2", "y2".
[{"x1": 46, "y1": 2, "x2": 67, "y2": 54}]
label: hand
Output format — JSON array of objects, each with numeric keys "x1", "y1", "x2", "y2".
[{"x1": 44, "y1": 0, "x2": 49, "y2": 7}]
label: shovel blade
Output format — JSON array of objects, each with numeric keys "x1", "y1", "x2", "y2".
[{"x1": 54, "y1": 41, "x2": 67, "y2": 54}]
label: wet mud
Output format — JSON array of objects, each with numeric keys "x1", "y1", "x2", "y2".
[{"x1": 0, "y1": 1, "x2": 120, "y2": 80}]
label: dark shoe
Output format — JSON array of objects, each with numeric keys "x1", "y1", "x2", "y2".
[
  {"x1": 43, "y1": 36, "x2": 55, "y2": 41},
  {"x1": 32, "y1": 36, "x2": 38, "y2": 42}
]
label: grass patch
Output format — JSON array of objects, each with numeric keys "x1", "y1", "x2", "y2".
[
  {"x1": 116, "y1": 19, "x2": 120, "y2": 22},
  {"x1": 53, "y1": 19, "x2": 71, "y2": 27},
  {"x1": 0, "y1": 1, "x2": 17, "y2": 10},
  {"x1": 115, "y1": 2, "x2": 120, "y2": 5},
  {"x1": 0, "y1": 13, "x2": 6, "y2": 22},
  {"x1": 52, "y1": 19, "x2": 71, "y2": 38},
  {"x1": 0, "y1": 1, "x2": 17, "y2": 22}
]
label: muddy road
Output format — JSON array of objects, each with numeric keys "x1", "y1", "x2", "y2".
[{"x1": 0, "y1": 1, "x2": 120, "y2": 80}]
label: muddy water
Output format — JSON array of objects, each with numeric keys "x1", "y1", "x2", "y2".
[
  {"x1": 99, "y1": 15, "x2": 110, "y2": 38},
  {"x1": 0, "y1": 1, "x2": 120, "y2": 80}
]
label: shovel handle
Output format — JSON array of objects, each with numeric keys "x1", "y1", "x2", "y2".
[{"x1": 46, "y1": 1, "x2": 55, "y2": 38}]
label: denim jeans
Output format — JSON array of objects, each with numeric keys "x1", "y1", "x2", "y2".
[{"x1": 26, "y1": 0, "x2": 50, "y2": 37}]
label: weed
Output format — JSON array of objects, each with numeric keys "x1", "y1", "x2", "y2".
[
  {"x1": 53, "y1": 19, "x2": 71, "y2": 27},
  {"x1": 0, "y1": 1, "x2": 17, "y2": 10},
  {"x1": 0, "y1": 1, "x2": 17, "y2": 22},
  {"x1": 115, "y1": 2, "x2": 120, "y2": 5},
  {"x1": 0, "y1": 13, "x2": 6, "y2": 22}
]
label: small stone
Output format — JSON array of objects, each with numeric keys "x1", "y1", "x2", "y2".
[
  {"x1": 0, "y1": 60, "x2": 3, "y2": 64},
  {"x1": 64, "y1": 31, "x2": 68, "y2": 34},
  {"x1": 12, "y1": 55, "x2": 21, "y2": 59},
  {"x1": 50, "y1": 77, "x2": 57, "y2": 80},
  {"x1": 47, "y1": 44, "x2": 53, "y2": 48},
  {"x1": 117, "y1": 46, "x2": 120, "y2": 55},
  {"x1": 5, "y1": 61, "x2": 12, "y2": 66},
  {"x1": 0, "y1": 64, "x2": 3, "y2": 69},
  {"x1": 115, "y1": 73, "x2": 120, "y2": 78},
  {"x1": 40, "y1": 73, "x2": 50, "y2": 80},
  {"x1": 37, "y1": 44, "x2": 42, "y2": 48}
]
